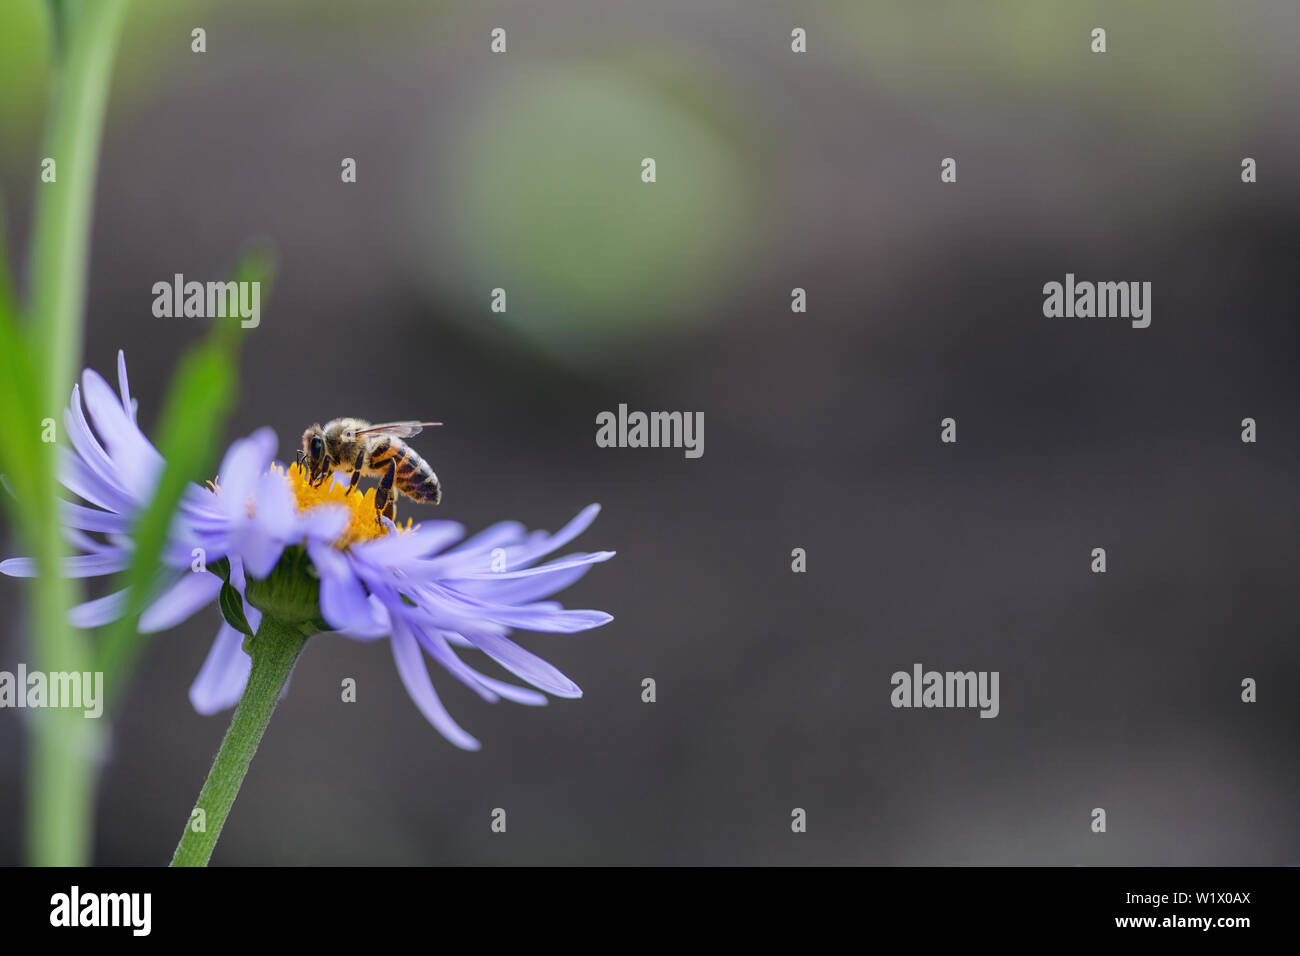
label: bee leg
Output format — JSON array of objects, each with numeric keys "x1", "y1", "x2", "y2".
[
  {"x1": 312, "y1": 454, "x2": 333, "y2": 487},
  {"x1": 374, "y1": 458, "x2": 397, "y2": 523},
  {"x1": 345, "y1": 448, "x2": 365, "y2": 496}
]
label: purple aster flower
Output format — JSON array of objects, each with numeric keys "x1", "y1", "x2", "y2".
[{"x1": 1, "y1": 352, "x2": 615, "y2": 749}]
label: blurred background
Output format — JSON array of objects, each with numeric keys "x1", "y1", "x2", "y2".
[{"x1": 1, "y1": 0, "x2": 1298, "y2": 864}]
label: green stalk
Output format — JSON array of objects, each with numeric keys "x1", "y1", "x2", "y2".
[
  {"x1": 24, "y1": 0, "x2": 128, "y2": 866},
  {"x1": 28, "y1": 0, "x2": 128, "y2": 407},
  {"x1": 171, "y1": 616, "x2": 310, "y2": 867}
]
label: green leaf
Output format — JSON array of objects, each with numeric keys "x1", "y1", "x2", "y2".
[
  {"x1": 20, "y1": 0, "x2": 128, "y2": 870},
  {"x1": 0, "y1": 193, "x2": 18, "y2": 321},
  {"x1": 94, "y1": 338, "x2": 237, "y2": 703},
  {"x1": 45, "y1": 0, "x2": 72, "y2": 59},
  {"x1": 0, "y1": 199, "x2": 37, "y2": 536},
  {"x1": 94, "y1": 244, "x2": 275, "y2": 706},
  {"x1": 218, "y1": 581, "x2": 254, "y2": 638},
  {"x1": 0, "y1": 293, "x2": 42, "y2": 546}
]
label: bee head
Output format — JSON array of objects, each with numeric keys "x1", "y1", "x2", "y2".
[{"x1": 300, "y1": 425, "x2": 327, "y2": 482}]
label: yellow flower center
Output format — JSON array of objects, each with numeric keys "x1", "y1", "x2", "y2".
[{"x1": 275, "y1": 462, "x2": 410, "y2": 548}]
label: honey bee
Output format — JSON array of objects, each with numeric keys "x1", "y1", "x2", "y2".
[{"x1": 298, "y1": 418, "x2": 442, "y2": 522}]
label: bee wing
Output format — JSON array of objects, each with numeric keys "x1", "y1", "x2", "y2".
[{"x1": 354, "y1": 421, "x2": 442, "y2": 439}]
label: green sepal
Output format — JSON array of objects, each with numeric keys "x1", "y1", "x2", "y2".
[
  {"x1": 208, "y1": 556, "x2": 232, "y2": 583},
  {"x1": 244, "y1": 546, "x2": 326, "y2": 631},
  {"x1": 218, "y1": 581, "x2": 254, "y2": 638}
]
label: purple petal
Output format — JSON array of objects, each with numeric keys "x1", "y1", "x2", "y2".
[
  {"x1": 383, "y1": 582, "x2": 516, "y2": 639},
  {"x1": 63, "y1": 527, "x2": 110, "y2": 554},
  {"x1": 64, "y1": 385, "x2": 126, "y2": 492},
  {"x1": 138, "y1": 571, "x2": 222, "y2": 633},
  {"x1": 69, "y1": 589, "x2": 129, "y2": 627},
  {"x1": 468, "y1": 671, "x2": 548, "y2": 706},
  {"x1": 215, "y1": 429, "x2": 278, "y2": 511},
  {"x1": 229, "y1": 521, "x2": 286, "y2": 580},
  {"x1": 179, "y1": 483, "x2": 228, "y2": 525},
  {"x1": 427, "y1": 582, "x2": 613, "y2": 633},
  {"x1": 331, "y1": 594, "x2": 392, "y2": 641},
  {"x1": 58, "y1": 447, "x2": 135, "y2": 514},
  {"x1": 484, "y1": 604, "x2": 613, "y2": 633},
  {"x1": 295, "y1": 503, "x2": 350, "y2": 542},
  {"x1": 189, "y1": 624, "x2": 251, "y2": 714},
  {"x1": 410, "y1": 622, "x2": 500, "y2": 703},
  {"x1": 81, "y1": 369, "x2": 162, "y2": 495},
  {"x1": 0, "y1": 552, "x2": 130, "y2": 578},
  {"x1": 459, "y1": 559, "x2": 597, "y2": 605},
  {"x1": 459, "y1": 627, "x2": 582, "y2": 699},
  {"x1": 445, "y1": 520, "x2": 526, "y2": 556},
  {"x1": 419, "y1": 628, "x2": 548, "y2": 706},
  {"x1": 499, "y1": 504, "x2": 602, "y2": 568},
  {"x1": 308, "y1": 541, "x2": 385, "y2": 636},
  {"x1": 351, "y1": 521, "x2": 466, "y2": 566},
  {"x1": 159, "y1": 532, "x2": 220, "y2": 570},
  {"x1": 390, "y1": 617, "x2": 480, "y2": 750},
  {"x1": 448, "y1": 551, "x2": 615, "y2": 581},
  {"x1": 57, "y1": 500, "x2": 130, "y2": 534},
  {"x1": 251, "y1": 469, "x2": 297, "y2": 541},
  {"x1": 116, "y1": 350, "x2": 137, "y2": 423}
]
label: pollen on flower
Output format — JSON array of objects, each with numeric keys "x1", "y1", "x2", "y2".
[{"x1": 271, "y1": 462, "x2": 412, "y2": 548}]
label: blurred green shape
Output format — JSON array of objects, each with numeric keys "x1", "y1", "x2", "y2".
[
  {"x1": 425, "y1": 64, "x2": 761, "y2": 365},
  {"x1": 0, "y1": 0, "x2": 213, "y2": 169},
  {"x1": 91, "y1": 340, "x2": 235, "y2": 705},
  {"x1": 96, "y1": 247, "x2": 273, "y2": 707},
  {"x1": 0, "y1": 266, "x2": 41, "y2": 549},
  {"x1": 825, "y1": 0, "x2": 1239, "y2": 123},
  {"x1": 20, "y1": 0, "x2": 128, "y2": 869},
  {"x1": 0, "y1": 1, "x2": 53, "y2": 153},
  {"x1": 0, "y1": 196, "x2": 18, "y2": 331}
]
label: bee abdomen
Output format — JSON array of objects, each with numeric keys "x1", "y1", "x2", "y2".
[{"x1": 394, "y1": 448, "x2": 441, "y2": 504}]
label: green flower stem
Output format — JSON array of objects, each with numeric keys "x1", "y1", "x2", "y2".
[
  {"x1": 25, "y1": 0, "x2": 128, "y2": 867},
  {"x1": 170, "y1": 616, "x2": 310, "y2": 867},
  {"x1": 29, "y1": 0, "x2": 128, "y2": 413}
]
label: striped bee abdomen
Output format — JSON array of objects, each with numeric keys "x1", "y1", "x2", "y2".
[{"x1": 391, "y1": 441, "x2": 441, "y2": 504}]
